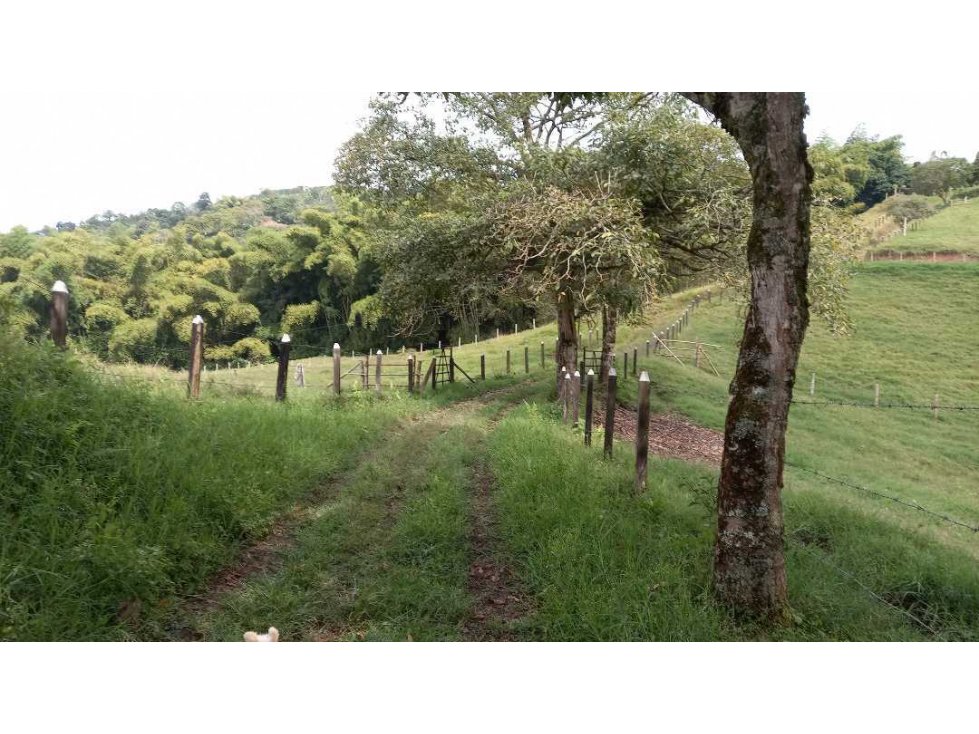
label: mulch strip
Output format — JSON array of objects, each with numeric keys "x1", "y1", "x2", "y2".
[{"x1": 593, "y1": 403, "x2": 724, "y2": 467}]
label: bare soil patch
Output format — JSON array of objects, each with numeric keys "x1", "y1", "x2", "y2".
[{"x1": 594, "y1": 404, "x2": 724, "y2": 467}]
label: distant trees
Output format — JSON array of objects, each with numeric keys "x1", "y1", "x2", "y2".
[
  {"x1": 0, "y1": 186, "x2": 366, "y2": 363},
  {"x1": 843, "y1": 130, "x2": 911, "y2": 207},
  {"x1": 910, "y1": 155, "x2": 972, "y2": 205},
  {"x1": 194, "y1": 192, "x2": 212, "y2": 212}
]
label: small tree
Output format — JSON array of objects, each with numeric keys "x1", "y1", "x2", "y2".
[
  {"x1": 910, "y1": 156, "x2": 971, "y2": 205},
  {"x1": 490, "y1": 184, "x2": 658, "y2": 387}
]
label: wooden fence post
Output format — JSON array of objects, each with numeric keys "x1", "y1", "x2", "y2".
[
  {"x1": 540, "y1": 341, "x2": 545, "y2": 368},
  {"x1": 524, "y1": 345, "x2": 529, "y2": 374},
  {"x1": 295, "y1": 363, "x2": 305, "y2": 387},
  {"x1": 50, "y1": 280, "x2": 69, "y2": 350},
  {"x1": 375, "y1": 350, "x2": 383, "y2": 393},
  {"x1": 188, "y1": 314, "x2": 204, "y2": 399},
  {"x1": 533, "y1": 318, "x2": 537, "y2": 330},
  {"x1": 645, "y1": 339, "x2": 650, "y2": 357},
  {"x1": 480, "y1": 353, "x2": 486, "y2": 381},
  {"x1": 449, "y1": 348, "x2": 455, "y2": 383},
  {"x1": 604, "y1": 367, "x2": 616, "y2": 459},
  {"x1": 809, "y1": 371, "x2": 815, "y2": 397},
  {"x1": 275, "y1": 334, "x2": 291, "y2": 402},
  {"x1": 407, "y1": 355, "x2": 415, "y2": 394},
  {"x1": 361, "y1": 356, "x2": 368, "y2": 390},
  {"x1": 506, "y1": 348, "x2": 511, "y2": 374},
  {"x1": 562, "y1": 371, "x2": 571, "y2": 423},
  {"x1": 623, "y1": 351, "x2": 629, "y2": 378},
  {"x1": 333, "y1": 343, "x2": 341, "y2": 395},
  {"x1": 695, "y1": 343, "x2": 701, "y2": 369},
  {"x1": 584, "y1": 369, "x2": 595, "y2": 447},
  {"x1": 632, "y1": 347, "x2": 637, "y2": 376},
  {"x1": 636, "y1": 371, "x2": 651, "y2": 493},
  {"x1": 428, "y1": 358, "x2": 437, "y2": 392},
  {"x1": 572, "y1": 370, "x2": 581, "y2": 427}
]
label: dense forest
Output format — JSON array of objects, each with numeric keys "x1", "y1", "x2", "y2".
[{"x1": 3, "y1": 93, "x2": 977, "y2": 369}]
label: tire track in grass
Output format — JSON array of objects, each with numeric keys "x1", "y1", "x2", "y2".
[
  {"x1": 178, "y1": 380, "x2": 543, "y2": 641},
  {"x1": 460, "y1": 394, "x2": 539, "y2": 641},
  {"x1": 462, "y1": 458, "x2": 534, "y2": 640}
]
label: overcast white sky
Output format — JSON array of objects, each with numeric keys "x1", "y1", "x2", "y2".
[
  {"x1": 1, "y1": 2, "x2": 975, "y2": 233},
  {"x1": 2, "y1": 90, "x2": 975, "y2": 233}
]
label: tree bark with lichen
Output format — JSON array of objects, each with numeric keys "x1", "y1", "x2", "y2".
[
  {"x1": 554, "y1": 287, "x2": 577, "y2": 389},
  {"x1": 599, "y1": 305, "x2": 617, "y2": 382},
  {"x1": 683, "y1": 92, "x2": 812, "y2": 622}
]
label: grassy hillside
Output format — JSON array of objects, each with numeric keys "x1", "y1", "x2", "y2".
[
  {"x1": 872, "y1": 198, "x2": 979, "y2": 254},
  {"x1": 604, "y1": 261, "x2": 979, "y2": 637}
]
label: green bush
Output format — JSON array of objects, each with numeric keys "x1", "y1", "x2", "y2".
[{"x1": 881, "y1": 194, "x2": 936, "y2": 223}]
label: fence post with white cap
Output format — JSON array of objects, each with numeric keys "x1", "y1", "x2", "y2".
[
  {"x1": 636, "y1": 371, "x2": 651, "y2": 493},
  {"x1": 584, "y1": 369, "x2": 595, "y2": 446},
  {"x1": 50, "y1": 280, "x2": 69, "y2": 350},
  {"x1": 188, "y1": 314, "x2": 204, "y2": 399},
  {"x1": 275, "y1": 334, "x2": 291, "y2": 402},
  {"x1": 604, "y1": 367, "x2": 617, "y2": 459}
]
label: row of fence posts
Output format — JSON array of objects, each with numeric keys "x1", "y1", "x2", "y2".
[
  {"x1": 808, "y1": 371, "x2": 943, "y2": 419},
  {"x1": 47, "y1": 279, "x2": 705, "y2": 444},
  {"x1": 557, "y1": 364, "x2": 653, "y2": 494},
  {"x1": 557, "y1": 288, "x2": 715, "y2": 493}
]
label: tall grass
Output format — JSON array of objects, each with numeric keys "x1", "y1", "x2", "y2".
[
  {"x1": 0, "y1": 334, "x2": 410, "y2": 640},
  {"x1": 489, "y1": 404, "x2": 979, "y2": 640}
]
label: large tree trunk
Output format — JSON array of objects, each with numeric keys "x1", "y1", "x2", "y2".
[
  {"x1": 554, "y1": 286, "x2": 578, "y2": 390},
  {"x1": 684, "y1": 93, "x2": 812, "y2": 621},
  {"x1": 599, "y1": 305, "x2": 617, "y2": 382}
]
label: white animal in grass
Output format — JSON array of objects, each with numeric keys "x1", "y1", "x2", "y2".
[{"x1": 243, "y1": 626, "x2": 279, "y2": 642}]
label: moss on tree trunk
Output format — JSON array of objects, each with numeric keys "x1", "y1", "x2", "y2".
[
  {"x1": 599, "y1": 305, "x2": 617, "y2": 382},
  {"x1": 555, "y1": 287, "x2": 578, "y2": 390}
]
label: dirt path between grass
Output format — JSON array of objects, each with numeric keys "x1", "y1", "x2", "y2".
[
  {"x1": 594, "y1": 403, "x2": 724, "y2": 467},
  {"x1": 175, "y1": 379, "x2": 544, "y2": 640}
]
